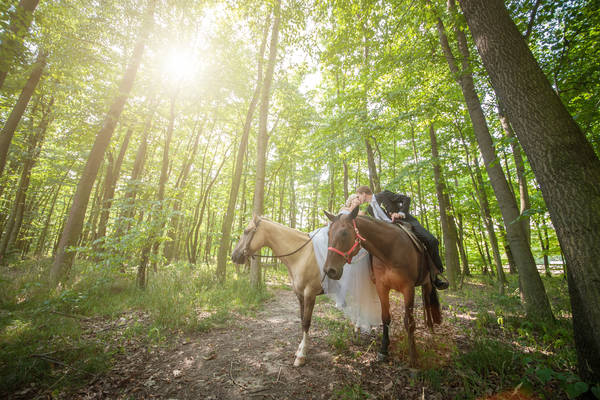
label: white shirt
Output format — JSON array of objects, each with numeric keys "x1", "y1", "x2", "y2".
[{"x1": 370, "y1": 196, "x2": 392, "y2": 222}]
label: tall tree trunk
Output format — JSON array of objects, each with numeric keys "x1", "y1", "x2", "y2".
[
  {"x1": 456, "y1": 212, "x2": 470, "y2": 276},
  {"x1": 498, "y1": 101, "x2": 531, "y2": 243},
  {"x1": 327, "y1": 163, "x2": 336, "y2": 211},
  {"x1": 429, "y1": 124, "x2": 460, "y2": 288},
  {"x1": 341, "y1": 159, "x2": 349, "y2": 201},
  {"x1": 536, "y1": 218, "x2": 551, "y2": 277},
  {"x1": 35, "y1": 184, "x2": 61, "y2": 257},
  {"x1": 458, "y1": 0, "x2": 600, "y2": 380},
  {"x1": 289, "y1": 164, "x2": 296, "y2": 228},
  {"x1": 116, "y1": 101, "x2": 157, "y2": 240},
  {"x1": 51, "y1": 1, "x2": 155, "y2": 285},
  {"x1": 215, "y1": 14, "x2": 270, "y2": 282},
  {"x1": 95, "y1": 127, "x2": 133, "y2": 243},
  {"x1": 365, "y1": 137, "x2": 381, "y2": 193},
  {"x1": 458, "y1": 124, "x2": 506, "y2": 290},
  {"x1": 409, "y1": 125, "x2": 428, "y2": 228},
  {"x1": 0, "y1": 96, "x2": 52, "y2": 262},
  {"x1": 165, "y1": 119, "x2": 203, "y2": 261},
  {"x1": 434, "y1": 3, "x2": 551, "y2": 320},
  {"x1": 251, "y1": 0, "x2": 281, "y2": 289},
  {"x1": 0, "y1": 0, "x2": 40, "y2": 89},
  {"x1": 139, "y1": 92, "x2": 176, "y2": 287},
  {"x1": 0, "y1": 51, "x2": 46, "y2": 178}
]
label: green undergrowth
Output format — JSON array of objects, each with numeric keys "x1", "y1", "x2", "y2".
[
  {"x1": 418, "y1": 273, "x2": 598, "y2": 399},
  {"x1": 0, "y1": 258, "x2": 271, "y2": 396}
]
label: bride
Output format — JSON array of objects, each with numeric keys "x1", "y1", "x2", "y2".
[{"x1": 311, "y1": 194, "x2": 381, "y2": 332}]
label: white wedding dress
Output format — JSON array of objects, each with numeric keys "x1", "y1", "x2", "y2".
[{"x1": 311, "y1": 215, "x2": 381, "y2": 332}]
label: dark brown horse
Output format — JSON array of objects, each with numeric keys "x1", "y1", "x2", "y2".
[{"x1": 323, "y1": 207, "x2": 442, "y2": 366}]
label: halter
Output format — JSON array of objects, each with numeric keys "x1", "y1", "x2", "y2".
[
  {"x1": 242, "y1": 218, "x2": 261, "y2": 258},
  {"x1": 327, "y1": 219, "x2": 366, "y2": 264}
]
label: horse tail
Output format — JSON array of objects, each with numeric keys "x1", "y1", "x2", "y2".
[{"x1": 429, "y1": 286, "x2": 442, "y2": 325}]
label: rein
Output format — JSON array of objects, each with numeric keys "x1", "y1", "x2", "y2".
[
  {"x1": 327, "y1": 219, "x2": 366, "y2": 264},
  {"x1": 245, "y1": 218, "x2": 322, "y2": 260}
]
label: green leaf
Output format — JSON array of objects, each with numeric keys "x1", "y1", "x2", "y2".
[
  {"x1": 566, "y1": 381, "x2": 589, "y2": 399},
  {"x1": 535, "y1": 367, "x2": 554, "y2": 384}
]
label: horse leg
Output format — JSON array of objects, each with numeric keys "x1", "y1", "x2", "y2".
[
  {"x1": 294, "y1": 292, "x2": 305, "y2": 359},
  {"x1": 296, "y1": 292, "x2": 305, "y2": 325},
  {"x1": 403, "y1": 285, "x2": 417, "y2": 366},
  {"x1": 294, "y1": 293, "x2": 316, "y2": 367},
  {"x1": 375, "y1": 284, "x2": 391, "y2": 362}
]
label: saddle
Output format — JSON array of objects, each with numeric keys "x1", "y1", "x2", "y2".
[{"x1": 393, "y1": 221, "x2": 425, "y2": 253}]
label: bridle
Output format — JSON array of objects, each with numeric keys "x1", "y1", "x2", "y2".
[
  {"x1": 242, "y1": 217, "x2": 320, "y2": 260},
  {"x1": 327, "y1": 219, "x2": 366, "y2": 264},
  {"x1": 241, "y1": 219, "x2": 261, "y2": 258}
]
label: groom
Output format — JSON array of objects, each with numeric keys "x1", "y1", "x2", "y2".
[{"x1": 356, "y1": 185, "x2": 449, "y2": 290}]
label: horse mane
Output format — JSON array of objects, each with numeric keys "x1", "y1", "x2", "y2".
[{"x1": 257, "y1": 216, "x2": 310, "y2": 239}]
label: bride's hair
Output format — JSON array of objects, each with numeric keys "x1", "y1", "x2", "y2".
[{"x1": 344, "y1": 193, "x2": 359, "y2": 208}]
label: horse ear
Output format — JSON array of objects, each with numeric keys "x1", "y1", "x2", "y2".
[{"x1": 324, "y1": 210, "x2": 336, "y2": 222}]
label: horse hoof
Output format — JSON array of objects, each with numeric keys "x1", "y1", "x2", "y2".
[
  {"x1": 377, "y1": 352, "x2": 388, "y2": 362},
  {"x1": 293, "y1": 356, "x2": 306, "y2": 367}
]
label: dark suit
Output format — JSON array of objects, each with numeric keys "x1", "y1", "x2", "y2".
[{"x1": 367, "y1": 190, "x2": 444, "y2": 273}]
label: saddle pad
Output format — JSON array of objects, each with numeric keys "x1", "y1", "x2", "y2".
[{"x1": 395, "y1": 222, "x2": 424, "y2": 253}]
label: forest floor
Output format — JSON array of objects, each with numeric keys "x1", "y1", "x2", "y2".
[
  {"x1": 32, "y1": 287, "x2": 458, "y2": 399},
  {"x1": 8, "y1": 282, "x2": 557, "y2": 400},
  {"x1": 67, "y1": 287, "x2": 455, "y2": 400},
  {"x1": 2, "y1": 264, "x2": 584, "y2": 400}
]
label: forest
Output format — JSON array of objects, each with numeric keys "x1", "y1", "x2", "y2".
[{"x1": 0, "y1": 0, "x2": 599, "y2": 398}]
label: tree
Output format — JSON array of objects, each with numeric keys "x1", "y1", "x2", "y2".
[
  {"x1": 432, "y1": 0, "x2": 553, "y2": 321},
  {"x1": 0, "y1": 0, "x2": 40, "y2": 89},
  {"x1": 215, "y1": 12, "x2": 270, "y2": 283},
  {"x1": 0, "y1": 50, "x2": 47, "y2": 178},
  {"x1": 250, "y1": 0, "x2": 281, "y2": 289},
  {"x1": 0, "y1": 95, "x2": 53, "y2": 261},
  {"x1": 50, "y1": 0, "x2": 156, "y2": 284},
  {"x1": 458, "y1": 0, "x2": 600, "y2": 383},
  {"x1": 429, "y1": 124, "x2": 460, "y2": 288}
]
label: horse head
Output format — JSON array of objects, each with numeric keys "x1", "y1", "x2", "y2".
[
  {"x1": 322, "y1": 206, "x2": 362, "y2": 280},
  {"x1": 231, "y1": 215, "x2": 264, "y2": 264}
]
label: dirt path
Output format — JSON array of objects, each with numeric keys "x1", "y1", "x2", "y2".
[{"x1": 69, "y1": 286, "x2": 459, "y2": 399}]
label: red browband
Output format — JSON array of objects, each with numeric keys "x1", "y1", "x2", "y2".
[{"x1": 327, "y1": 219, "x2": 366, "y2": 264}]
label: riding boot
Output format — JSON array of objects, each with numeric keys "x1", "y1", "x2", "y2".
[{"x1": 433, "y1": 273, "x2": 449, "y2": 290}]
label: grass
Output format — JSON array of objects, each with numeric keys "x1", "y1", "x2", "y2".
[
  {"x1": 333, "y1": 383, "x2": 372, "y2": 399},
  {"x1": 0, "y1": 258, "x2": 271, "y2": 396},
  {"x1": 417, "y1": 272, "x2": 599, "y2": 400}
]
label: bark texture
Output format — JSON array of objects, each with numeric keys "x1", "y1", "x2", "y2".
[{"x1": 459, "y1": 0, "x2": 600, "y2": 382}]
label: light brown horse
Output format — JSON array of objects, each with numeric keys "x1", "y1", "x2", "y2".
[
  {"x1": 231, "y1": 215, "x2": 324, "y2": 367},
  {"x1": 323, "y1": 207, "x2": 442, "y2": 366}
]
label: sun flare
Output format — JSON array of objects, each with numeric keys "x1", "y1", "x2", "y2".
[{"x1": 162, "y1": 48, "x2": 197, "y2": 84}]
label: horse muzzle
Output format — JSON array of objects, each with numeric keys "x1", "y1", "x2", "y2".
[
  {"x1": 324, "y1": 265, "x2": 343, "y2": 280},
  {"x1": 231, "y1": 249, "x2": 247, "y2": 264}
]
